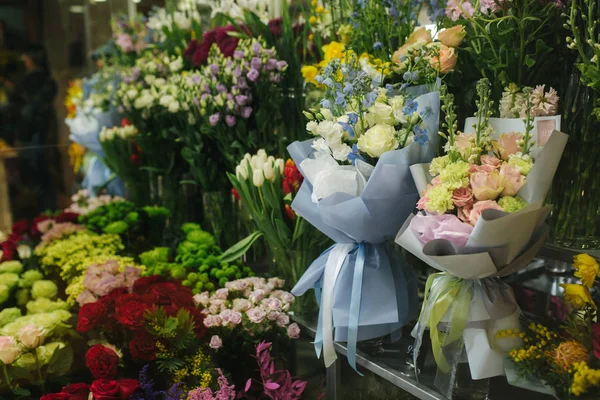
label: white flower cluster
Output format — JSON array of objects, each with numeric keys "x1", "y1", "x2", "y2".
[
  {"x1": 99, "y1": 125, "x2": 139, "y2": 142},
  {"x1": 235, "y1": 149, "x2": 284, "y2": 188},
  {"x1": 147, "y1": 6, "x2": 199, "y2": 41},
  {"x1": 499, "y1": 83, "x2": 559, "y2": 118},
  {"x1": 208, "y1": 0, "x2": 290, "y2": 23}
]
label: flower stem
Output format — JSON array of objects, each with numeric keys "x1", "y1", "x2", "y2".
[
  {"x1": 32, "y1": 351, "x2": 45, "y2": 393},
  {"x1": 2, "y1": 363, "x2": 11, "y2": 389}
]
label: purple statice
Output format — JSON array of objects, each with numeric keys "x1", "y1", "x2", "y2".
[
  {"x1": 250, "y1": 57, "x2": 262, "y2": 70},
  {"x1": 209, "y1": 113, "x2": 221, "y2": 126},
  {"x1": 131, "y1": 365, "x2": 188, "y2": 400},
  {"x1": 246, "y1": 68, "x2": 259, "y2": 82},
  {"x1": 237, "y1": 77, "x2": 248, "y2": 89},
  {"x1": 252, "y1": 41, "x2": 261, "y2": 56},
  {"x1": 210, "y1": 64, "x2": 219, "y2": 75},
  {"x1": 188, "y1": 369, "x2": 235, "y2": 400},
  {"x1": 233, "y1": 66, "x2": 242, "y2": 77},
  {"x1": 241, "y1": 107, "x2": 253, "y2": 119},
  {"x1": 192, "y1": 74, "x2": 201, "y2": 85},
  {"x1": 225, "y1": 115, "x2": 237, "y2": 127}
]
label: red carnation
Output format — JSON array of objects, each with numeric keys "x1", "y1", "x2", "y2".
[
  {"x1": 55, "y1": 211, "x2": 80, "y2": 223},
  {"x1": 11, "y1": 219, "x2": 30, "y2": 235},
  {"x1": 0, "y1": 240, "x2": 15, "y2": 261},
  {"x1": 129, "y1": 331, "x2": 157, "y2": 361},
  {"x1": 61, "y1": 382, "x2": 90, "y2": 400},
  {"x1": 90, "y1": 379, "x2": 120, "y2": 400},
  {"x1": 593, "y1": 323, "x2": 600, "y2": 360},
  {"x1": 115, "y1": 294, "x2": 148, "y2": 330},
  {"x1": 133, "y1": 275, "x2": 166, "y2": 294},
  {"x1": 86, "y1": 344, "x2": 119, "y2": 379},
  {"x1": 40, "y1": 394, "x2": 69, "y2": 400},
  {"x1": 77, "y1": 301, "x2": 107, "y2": 333}
]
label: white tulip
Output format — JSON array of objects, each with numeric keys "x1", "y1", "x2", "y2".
[
  {"x1": 263, "y1": 162, "x2": 275, "y2": 181},
  {"x1": 267, "y1": 155, "x2": 275, "y2": 165},
  {"x1": 257, "y1": 149, "x2": 267, "y2": 158},
  {"x1": 275, "y1": 158, "x2": 285, "y2": 172},
  {"x1": 253, "y1": 169, "x2": 265, "y2": 187},
  {"x1": 236, "y1": 165, "x2": 248, "y2": 180},
  {"x1": 243, "y1": 153, "x2": 252, "y2": 161}
]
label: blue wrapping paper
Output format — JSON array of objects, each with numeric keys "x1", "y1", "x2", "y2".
[{"x1": 287, "y1": 90, "x2": 440, "y2": 369}]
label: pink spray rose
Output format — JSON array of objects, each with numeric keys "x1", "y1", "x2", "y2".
[
  {"x1": 468, "y1": 200, "x2": 504, "y2": 225},
  {"x1": 470, "y1": 171, "x2": 504, "y2": 200},
  {"x1": 77, "y1": 290, "x2": 97, "y2": 306},
  {"x1": 209, "y1": 335, "x2": 222, "y2": 350},
  {"x1": 247, "y1": 308, "x2": 267, "y2": 324},
  {"x1": 230, "y1": 311, "x2": 242, "y2": 325},
  {"x1": 499, "y1": 163, "x2": 525, "y2": 196},
  {"x1": 287, "y1": 323, "x2": 301, "y2": 339},
  {"x1": 452, "y1": 187, "x2": 474, "y2": 208},
  {"x1": 214, "y1": 288, "x2": 229, "y2": 300},
  {"x1": 232, "y1": 298, "x2": 251, "y2": 312},
  {"x1": 276, "y1": 314, "x2": 290, "y2": 328},
  {"x1": 193, "y1": 292, "x2": 210, "y2": 307},
  {"x1": 0, "y1": 336, "x2": 20, "y2": 364},
  {"x1": 495, "y1": 132, "x2": 522, "y2": 161}
]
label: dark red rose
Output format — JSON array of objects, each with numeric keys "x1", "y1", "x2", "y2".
[
  {"x1": 268, "y1": 18, "x2": 282, "y2": 37},
  {"x1": 184, "y1": 39, "x2": 198, "y2": 59},
  {"x1": 77, "y1": 301, "x2": 107, "y2": 333},
  {"x1": 593, "y1": 323, "x2": 600, "y2": 360},
  {"x1": 129, "y1": 331, "x2": 157, "y2": 361},
  {"x1": 115, "y1": 294, "x2": 148, "y2": 330},
  {"x1": 11, "y1": 219, "x2": 30, "y2": 235},
  {"x1": 104, "y1": 287, "x2": 129, "y2": 304},
  {"x1": 55, "y1": 212, "x2": 80, "y2": 223},
  {"x1": 90, "y1": 379, "x2": 120, "y2": 400},
  {"x1": 40, "y1": 394, "x2": 69, "y2": 400},
  {"x1": 0, "y1": 240, "x2": 15, "y2": 261},
  {"x1": 86, "y1": 344, "x2": 119, "y2": 379},
  {"x1": 146, "y1": 282, "x2": 193, "y2": 307},
  {"x1": 130, "y1": 154, "x2": 141, "y2": 166},
  {"x1": 118, "y1": 378, "x2": 140, "y2": 399},
  {"x1": 61, "y1": 383, "x2": 90, "y2": 400},
  {"x1": 133, "y1": 275, "x2": 166, "y2": 295}
]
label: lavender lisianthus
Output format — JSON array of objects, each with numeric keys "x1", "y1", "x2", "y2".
[
  {"x1": 225, "y1": 115, "x2": 236, "y2": 127},
  {"x1": 241, "y1": 107, "x2": 253, "y2": 119},
  {"x1": 246, "y1": 68, "x2": 259, "y2": 82},
  {"x1": 209, "y1": 113, "x2": 220, "y2": 126}
]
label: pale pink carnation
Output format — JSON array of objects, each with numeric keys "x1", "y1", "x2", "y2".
[{"x1": 76, "y1": 290, "x2": 97, "y2": 306}]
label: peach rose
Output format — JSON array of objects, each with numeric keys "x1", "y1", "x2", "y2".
[
  {"x1": 499, "y1": 163, "x2": 525, "y2": 196},
  {"x1": 407, "y1": 27, "x2": 432, "y2": 46},
  {"x1": 468, "y1": 200, "x2": 504, "y2": 226},
  {"x1": 438, "y1": 25, "x2": 466, "y2": 48},
  {"x1": 494, "y1": 132, "x2": 522, "y2": 161},
  {"x1": 431, "y1": 45, "x2": 457, "y2": 73},
  {"x1": 470, "y1": 170, "x2": 504, "y2": 200},
  {"x1": 452, "y1": 187, "x2": 474, "y2": 208}
]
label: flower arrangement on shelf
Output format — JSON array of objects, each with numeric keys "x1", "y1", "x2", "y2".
[
  {"x1": 498, "y1": 254, "x2": 600, "y2": 399},
  {"x1": 226, "y1": 150, "x2": 329, "y2": 299},
  {"x1": 64, "y1": 80, "x2": 83, "y2": 119},
  {"x1": 111, "y1": 14, "x2": 151, "y2": 62}
]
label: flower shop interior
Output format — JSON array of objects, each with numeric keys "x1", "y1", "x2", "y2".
[{"x1": 0, "y1": 0, "x2": 599, "y2": 399}]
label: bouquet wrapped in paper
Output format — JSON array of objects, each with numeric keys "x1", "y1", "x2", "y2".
[
  {"x1": 395, "y1": 80, "x2": 568, "y2": 397},
  {"x1": 288, "y1": 52, "x2": 440, "y2": 370}
]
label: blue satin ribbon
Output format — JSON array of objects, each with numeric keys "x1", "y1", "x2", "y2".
[
  {"x1": 312, "y1": 243, "x2": 367, "y2": 374},
  {"x1": 83, "y1": 155, "x2": 126, "y2": 197}
]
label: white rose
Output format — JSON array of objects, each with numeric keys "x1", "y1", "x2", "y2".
[
  {"x1": 390, "y1": 96, "x2": 408, "y2": 124},
  {"x1": 168, "y1": 101, "x2": 180, "y2": 113},
  {"x1": 370, "y1": 102, "x2": 395, "y2": 125},
  {"x1": 306, "y1": 121, "x2": 319, "y2": 135},
  {"x1": 331, "y1": 143, "x2": 352, "y2": 162},
  {"x1": 357, "y1": 124, "x2": 399, "y2": 158},
  {"x1": 316, "y1": 121, "x2": 336, "y2": 139},
  {"x1": 311, "y1": 138, "x2": 331, "y2": 154}
]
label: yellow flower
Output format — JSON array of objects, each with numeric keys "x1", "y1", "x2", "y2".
[
  {"x1": 68, "y1": 143, "x2": 86, "y2": 173},
  {"x1": 552, "y1": 340, "x2": 589, "y2": 371},
  {"x1": 315, "y1": 6, "x2": 325, "y2": 13},
  {"x1": 322, "y1": 41, "x2": 345, "y2": 62},
  {"x1": 301, "y1": 65, "x2": 319, "y2": 85},
  {"x1": 571, "y1": 361, "x2": 600, "y2": 396},
  {"x1": 309, "y1": 16, "x2": 317, "y2": 25},
  {"x1": 573, "y1": 254, "x2": 600, "y2": 288},
  {"x1": 561, "y1": 284, "x2": 596, "y2": 309},
  {"x1": 311, "y1": 0, "x2": 318, "y2": 6}
]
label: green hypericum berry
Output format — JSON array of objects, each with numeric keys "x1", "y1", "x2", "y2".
[
  {"x1": 204, "y1": 282, "x2": 215, "y2": 292},
  {"x1": 125, "y1": 211, "x2": 139, "y2": 225},
  {"x1": 180, "y1": 222, "x2": 202, "y2": 233},
  {"x1": 199, "y1": 273, "x2": 209, "y2": 283},
  {"x1": 199, "y1": 264, "x2": 210, "y2": 272},
  {"x1": 235, "y1": 273, "x2": 242, "y2": 279},
  {"x1": 102, "y1": 221, "x2": 129, "y2": 234},
  {"x1": 182, "y1": 279, "x2": 192, "y2": 287},
  {"x1": 170, "y1": 267, "x2": 186, "y2": 280},
  {"x1": 195, "y1": 282, "x2": 204, "y2": 291},
  {"x1": 210, "y1": 269, "x2": 218, "y2": 278},
  {"x1": 188, "y1": 272, "x2": 199, "y2": 282}
]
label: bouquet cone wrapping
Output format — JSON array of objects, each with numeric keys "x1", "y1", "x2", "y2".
[{"x1": 288, "y1": 90, "x2": 440, "y2": 371}]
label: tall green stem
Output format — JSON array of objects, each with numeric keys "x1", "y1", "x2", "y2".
[
  {"x1": 33, "y1": 351, "x2": 45, "y2": 393},
  {"x1": 2, "y1": 363, "x2": 10, "y2": 389}
]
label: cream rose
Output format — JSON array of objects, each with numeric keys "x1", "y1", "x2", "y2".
[
  {"x1": 470, "y1": 170, "x2": 505, "y2": 201},
  {"x1": 357, "y1": 124, "x2": 399, "y2": 158},
  {"x1": 369, "y1": 102, "x2": 395, "y2": 125},
  {"x1": 438, "y1": 25, "x2": 466, "y2": 48}
]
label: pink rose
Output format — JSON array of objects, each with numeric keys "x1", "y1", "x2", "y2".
[
  {"x1": 18, "y1": 324, "x2": 45, "y2": 349},
  {"x1": 495, "y1": 132, "x2": 522, "y2": 161},
  {"x1": 457, "y1": 205, "x2": 472, "y2": 224},
  {"x1": 276, "y1": 314, "x2": 290, "y2": 327},
  {"x1": 499, "y1": 164, "x2": 525, "y2": 196},
  {"x1": 410, "y1": 213, "x2": 473, "y2": 247},
  {"x1": 220, "y1": 309, "x2": 233, "y2": 324},
  {"x1": 214, "y1": 288, "x2": 229, "y2": 300},
  {"x1": 233, "y1": 298, "x2": 251, "y2": 312},
  {"x1": 267, "y1": 311, "x2": 280, "y2": 321},
  {"x1": 210, "y1": 299, "x2": 226, "y2": 308},
  {"x1": 36, "y1": 219, "x2": 55, "y2": 234},
  {"x1": 209, "y1": 335, "x2": 222, "y2": 350},
  {"x1": 430, "y1": 45, "x2": 457, "y2": 74},
  {"x1": 247, "y1": 308, "x2": 267, "y2": 324},
  {"x1": 249, "y1": 290, "x2": 265, "y2": 303},
  {"x1": 203, "y1": 315, "x2": 223, "y2": 328},
  {"x1": 281, "y1": 292, "x2": 295, "y2": 304},
  {"x1": 452, "y1": 187, "x2": 474, "y2": 208},
  {"x1": 287, "y1": 323, "x2": 301, "y2": 339},
  {"x1": 230, "y1": 311, "x2": 242, "y2": 325},
  {"x1": 103, "y1": 260, "x2": 119, "y2": 275},
  {"x1": 469, "y1": 163, "x2": 496, "y2": 173},
  {"x1": 193, "y1": 292, "x2": 210, "y2": 307},
  {"x1": 480, "y1": 155, "x2": 501, "y2": 169},
  {"x1": 0, "y1": 336, "x2": 20, "y2": 364},
  {"x1": 122, "y1": 267, "x2": 141, "y2": 289},
  {"x1": 77, "y1": 290, "x2": 97, "y2": 306},
  {"x1": 264, "y1": 298, "x2": 282, "y2": 311},
  {"x1": 268, "y1": 278, "x2": 285, "y2": 288},
  {"x1": 468, "y1": 200, "x2": 504, "y2": 225},
  {"x1": 91, "y1": 274, "x2": 125, "y2": 297},
  {"x1": 470, "y1": 171, "x2": 504, "y2": 201}
]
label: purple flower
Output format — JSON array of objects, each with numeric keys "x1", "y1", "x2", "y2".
[
  {"x1": 225, "y1": 115, "x2": 236, "y2": 127},
  {"x1": 237, "y1": 77, "x2": 248, "y2": 89},
  {"x1": 209, "y1": 63, "x2": 219, "y2": 75},
  {"x1": 209, "y1": 113, "x2": 220, "y2": 126},
  {"x1": 251, "y1": 57, "x2": 262, "y2": 70},
  {"x1": 235, "y1": 95, "x2": 248, "y2": 106},
  {"x1": 266, "y1": 59, "x2": 278, "y2": 70},
  {"x1": 216, "y1": 83, "x2": 227, "y2": 93},
  {"x1": 193, "y1": 97, "x2": 199, "y2": 106},
  {"x1": 201, "y1": 93, "x2": 209, "y2": 101},
  {"x1": 233, "y1": 66, "x2": 242, "y2": 77},
  {"x1": 269, "y1": 73, "x2": 281, "y2": 83},
  {"x1": 241, "y1": 107, "x2": 253, "y2": 119},
  {"x1": 191, "y1": 74, "x2": 201, "y2": 85},
  {"x1": 247, "y1": 68, "x2": 259, "y2": 82},
  {"x1": 252, "y1": 41, "x2": 261, "y2": 56},
  {"x1": 276, "y1": 60, "x2": 288, "y2": 71},
  {"x1": 234, "y1": 50, "x2": 245, "y2": 59}
]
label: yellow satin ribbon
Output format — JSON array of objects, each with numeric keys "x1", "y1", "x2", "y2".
[{"x1": 421, "y1": 273, "x2": 472, "y2": 374}]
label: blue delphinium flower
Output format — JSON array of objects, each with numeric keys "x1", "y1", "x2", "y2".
[
  {"x1": 347, "y1": 144, "x2": 361, "y2": 165},
  {"x1": 420, "y1": 106, "x2": 433, "y2": 120},
  {"x1": 385, "y1": 84, "x2": 395, "y2": 96},
  {"x1": 338, "y1": 121, "x2": 355, "y2": 138},
  {"x1": 373, "y1": 41, "x2": 383, "y2": 51},
  {"x1": 323, "y1": 77, "x2": 335, "y2": 87},
  {"x1": 321, "y1": 99, "x2": 333, "y2": 109},
  {"x1": 403, "y1": 98, "x2": 418, "y2": 115},
  {"x1": 413, "y1": 125, "x2": 429, "y2": 146},
  {"x1": 336, "y1": 91, "x2": 347, "y2": 107},
  {"x1": 347, "y1": 112, "x2": 359, "y2": 125},
  {"x1": 363, "y1": 90, "x2": 379, "y2": 108}
]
